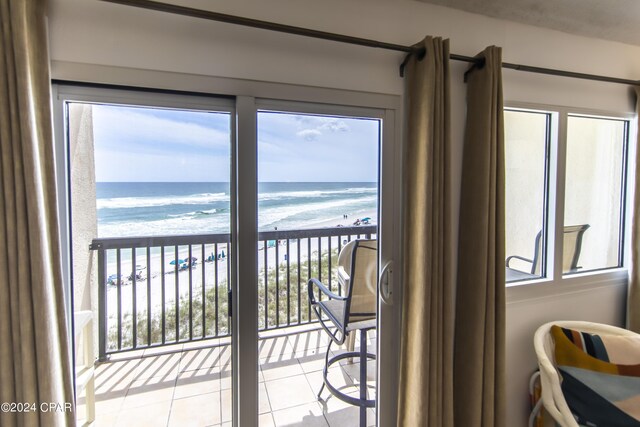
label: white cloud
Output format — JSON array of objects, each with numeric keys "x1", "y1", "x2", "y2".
[
  {"x1": 296, "y1": 129, "x2": 322, "y2": 141},
  {"x1": 319, "y1": 120, "x2": 349, "y2": 132},
  {"x1": 291, "y1": 117, "x2": 350, "y2": 142}
]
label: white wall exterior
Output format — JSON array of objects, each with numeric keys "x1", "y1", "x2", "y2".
[{"x1": 48, "y1": 0, "x2": 639, "y2": 425}]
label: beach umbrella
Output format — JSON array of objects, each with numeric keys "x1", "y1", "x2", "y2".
[
  {"x1": 361, "y1": 217, "x2": 371, "y2": 222},
  {"x1": 170, "y1": 259, "x2": 185, "y2": 265}
]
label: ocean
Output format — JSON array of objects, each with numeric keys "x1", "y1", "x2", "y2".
[{"x1": 96, "y1": 182, "x2": 378, "y2": 237}]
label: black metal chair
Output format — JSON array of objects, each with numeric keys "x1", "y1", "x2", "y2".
[{"x1": 308, "y1": 238, "x2": 377, "y2": 427}]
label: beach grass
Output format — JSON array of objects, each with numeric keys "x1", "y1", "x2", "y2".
[{"x1": 108, "y1": 248, "x2": 340, "y2": 350}]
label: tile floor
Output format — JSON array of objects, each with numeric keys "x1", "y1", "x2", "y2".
[{"x1": 77, "y1": 327, "x2": 377, "y2": 427}]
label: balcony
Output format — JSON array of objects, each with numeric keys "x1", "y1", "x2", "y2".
[{"x1": 81, "y1": 226, "x2": 377, "y2": 426}]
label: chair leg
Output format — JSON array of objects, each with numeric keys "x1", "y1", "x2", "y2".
[
  {"x1": 318, "y1": 338, "x2": 333, "y2": 399},
  {"x1": 359, "y1": 328, "x2": 368, "y2": 427},
  {"x1": 318, "y1": 327, "x2": 375, "y2": 414}
]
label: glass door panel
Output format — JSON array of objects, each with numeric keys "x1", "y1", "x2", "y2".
[
  {"x1": 564, "y1": 115, "x2": 627, "y2": 274},
  {"x1": 256, "y1": 110, "x2": 380, "y2": 426},
  {"x1": 62, "y1": 92, "x2": 234, "y2": 427}
]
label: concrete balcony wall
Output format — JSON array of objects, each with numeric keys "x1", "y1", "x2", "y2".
[{"x1": 69, "y1": 103, "x2": 99, "y2": 357}]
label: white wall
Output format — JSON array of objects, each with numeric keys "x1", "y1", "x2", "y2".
[{"x1": 49, "y1": 0, "x2": 639, "y2": 425}]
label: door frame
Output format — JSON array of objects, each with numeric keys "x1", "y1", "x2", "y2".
[{"x1": 52, "y1": 65, "x2": 402, "y2": 427}]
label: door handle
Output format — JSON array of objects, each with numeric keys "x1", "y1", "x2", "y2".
[{"x1": 379, "y1": 260, "x2": 393, "y2": 305}]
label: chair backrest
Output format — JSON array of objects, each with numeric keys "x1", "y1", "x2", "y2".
[
  {"x1": 562, "y1": 224, "x2": 590, "y2": 274},
  {"x1": 533, "y1": 321, "x2": 637, "y2": 427},
  {"x1": 337, "y1": 239, "x2": 377, "y2": 327},
  {"x1": 529, "y1": 224, "x2": 590, "y2": 275}
]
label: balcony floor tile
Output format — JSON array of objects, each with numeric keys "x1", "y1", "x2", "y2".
[
  {"x1": 295, "y1": 350, "x2": 327, "y2": 374},
  {"x1": 286, "y1": 330, "x2": 332, "y2": 353},
  {"x1": 168, "y1": 391, "x2": 221, "y2": 427},
  {"x1": 260, "y1": 357, "x2": 304, "y2": 382},
  {"x1": 114, "y1": 401, "x2": 171, "y2": 427},
  {"x1": 271, "y1": 402, "x2": 328, "y2": 427},
  {"x1": 87, "y1": 327, "x2": 377, "y2": 427},
  {"x1": 259, "y1": 382, "x2": 271, "y2": 414},
  {"x1": 133, "y1": 353, "x2": 181, "y2": 381},
  {"x1": 220, "y1": 388, "x2": 232, "y2": 424},
  {"x1": 264, "y1": 375, "x2": 317, "y2": 412},
  {"x1": 174, "y1": 368, "x2": 221, "y2": 400},
  {"x1": 258, "y1": 336, "x2": 295, "y2": 359},
  {"x1": 179, "y1": 347, "x2": 219, "y2": 372},
  {"x1": 122, "y1": 376, "x2": 176, "y2": 409},
  {"x1": 259, "y1": 413, "x2": 276, "y2": 426}
]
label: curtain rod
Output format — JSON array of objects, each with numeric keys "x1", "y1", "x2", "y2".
[{"x1": 99, "y1": 0, "x2": 639, "y2": 86}]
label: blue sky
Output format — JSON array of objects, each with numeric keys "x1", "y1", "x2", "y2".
[{"x1": 92, "y1": 104, "x2": 379, "y2": 182}]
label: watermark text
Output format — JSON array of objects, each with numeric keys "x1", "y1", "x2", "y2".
[{"x1": 1, "y1": 402, "x2": 72, "y2": 413}]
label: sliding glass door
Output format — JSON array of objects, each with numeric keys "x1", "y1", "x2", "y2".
[{"x1": 55, "y1": 86, "x2": 400, "y2": 427}]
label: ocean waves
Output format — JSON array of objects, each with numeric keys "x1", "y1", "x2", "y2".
[
  {"x1": 96, "y1": 182, "x2": 378, "y2": 237},
  {"x1": 97, "y1": 192, "x2": 228, "y2": 210},
  {"x1": 259, "y1": 194, "x2": 377, "y2": 229},
  {"x1": 99, "y1": 212, "x2": 232, "y2": 237},
  {"x1": 257, "y1": 186, "x2": 377, "y2": 202},
  {"x1": 168, "y1": 209, "x2": 219, "y2": 218},
  {"x1": 97, "y1": 187, "x2": 376, "y2": 210}
]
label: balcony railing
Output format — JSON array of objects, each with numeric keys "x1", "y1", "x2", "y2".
[{"x1": 90, "y1": 225, "x2": 376, "y2": 360}]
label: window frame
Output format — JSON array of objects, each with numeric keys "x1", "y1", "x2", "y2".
[
  {"x1": 504, "y1": 107, "x2": 554, "y2": 284},
  {"x1": 504, "y1": 102, "x2": 635, "y2": 294},
  {"x1": 563, "y1": 113, "x2": 630, "y2": 275}
]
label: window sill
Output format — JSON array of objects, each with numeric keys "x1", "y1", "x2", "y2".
[{"x1": 506, "y1": 268, "x2": 628, "y2": 304}]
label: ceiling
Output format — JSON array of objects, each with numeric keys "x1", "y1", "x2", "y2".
[{"x1": 415, "y1": 0, "x2": 640, "y2": 46}]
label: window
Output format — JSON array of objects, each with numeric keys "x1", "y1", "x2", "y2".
[
  {"x1": 564, "y1": 115, "x2": 627, "y2": 273},
  {"x1": 505, "y1": 110, "x2": 550, "y2": 282},
  {"x1": 505, "y1": 107, "x2": 630, "y2": 285}
]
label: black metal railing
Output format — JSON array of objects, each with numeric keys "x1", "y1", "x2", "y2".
[{"x1": 90, "y1": 225, "x2": 375, "y2": 360}]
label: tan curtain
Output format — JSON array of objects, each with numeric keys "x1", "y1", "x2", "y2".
[
  {"x1": 454, "y1": 46, "x2": 505, "y2": 427},
  {"x1": 397, "y1": 36, "x2": 454, "y2": 427},
  {"x1": 628, "y1": 87, "x2": 640, "y2": 333},
  {"x1": 0, "y1": 1, "x2": 75, "y2": 426}
]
